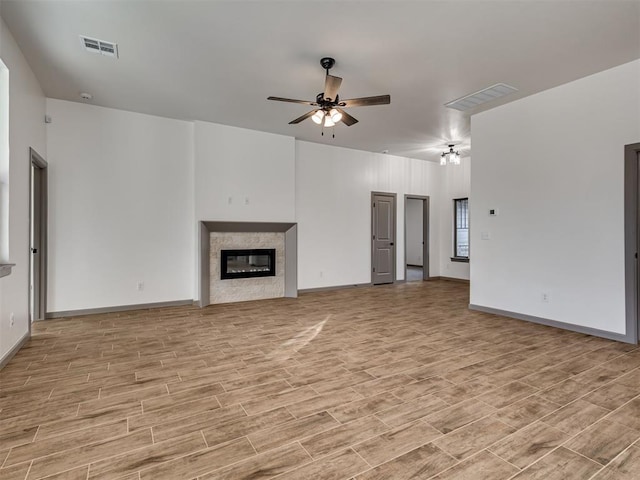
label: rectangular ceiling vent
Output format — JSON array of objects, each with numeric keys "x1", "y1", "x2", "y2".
[
  {"x1": 445, "y1": 83, "x2": 517, "y2": 111},
  {"x1": 79, "y1": 35, "x2": 118, "y2": 58}
]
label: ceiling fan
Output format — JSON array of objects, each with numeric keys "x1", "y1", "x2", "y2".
[{"x1": 268, "y1": 57, "x2": 390, "y2": 134}]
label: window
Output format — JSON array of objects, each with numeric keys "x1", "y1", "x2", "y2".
[{"x1": 453, "y1": 198, "x2": 469, "y2": 261}]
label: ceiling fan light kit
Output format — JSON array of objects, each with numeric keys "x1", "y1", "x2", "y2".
[
  {"x1": 268, "y1": 57, "x2": 390, "y2": 137},
  {"x1": 311, "y1": 108, "x2": 342, "y2": 127}
]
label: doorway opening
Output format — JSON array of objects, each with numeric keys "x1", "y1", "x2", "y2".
[
  {"x1": 624, "y1": 142, "x2": 640, "y2": 343},
  {"x1": 404, "y1": 195, "x2": 429, "y2": 282},
  {"x1": 371, "y1": 192, "x2": 396, "y2": 285},
  {"x1": 29, "y1": 148, "x2": 48, "y2": 322}
]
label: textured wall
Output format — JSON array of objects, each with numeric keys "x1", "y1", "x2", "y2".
[{"x1": 210, "y1": 232, "x2": 285, "y2": 304}]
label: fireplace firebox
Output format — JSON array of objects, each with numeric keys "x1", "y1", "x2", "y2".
[{"x1": 220, "y1": 249, "x2": 276, "y2": 280}]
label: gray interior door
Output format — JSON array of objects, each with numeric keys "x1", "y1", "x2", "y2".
[
  {"x1": 372, "y1": 193, "x2": 396, "y2": 284},
  {"x1": 30, "y1": 149, "x2": 47, "y2": 322}
]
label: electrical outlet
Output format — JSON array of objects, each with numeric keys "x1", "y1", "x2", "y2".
[
  {"x1": 137, "y1": 281, "x2": 144, "y2": 291},
  {"x1": 541, "y1": 292, "x2": 550, "y2": 303},
  {"x1": 10, "y1": 312, "x2": 14, "y2": 327}
]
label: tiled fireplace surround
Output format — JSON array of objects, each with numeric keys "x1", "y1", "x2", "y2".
[{"x1": 198, "y1": 221, "x2": 297, "y2": 306}]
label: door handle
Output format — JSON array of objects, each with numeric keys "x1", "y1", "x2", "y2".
[
  {"x1": 31, "y1": 248, "x2": 38, "y2": 254},
  {"x1": 390, "y1": 242, "x2": 394, "y2": 246}
]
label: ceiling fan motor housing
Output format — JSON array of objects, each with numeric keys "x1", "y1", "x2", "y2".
[
  {"x1": 320, "y1": 57, "x2": 335, "y2": 71},
  {"x1": 316, "y1": 92, "x2": 342, "y2": 109}
]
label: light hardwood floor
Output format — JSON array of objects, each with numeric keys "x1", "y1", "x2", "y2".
[{"x1": 1, "y1": 280, "x2": 640, "y2": 479}]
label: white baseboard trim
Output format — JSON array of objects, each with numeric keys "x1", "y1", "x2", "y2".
[
  {"x1": 469, "y1": 303, "x2": 635, "y2": 344},
  {"x1": 0, "y1": 331, "x2": 30, "y2": 370},
  {"x1": 46, "y1": 299, "x2": 194, "y2": 318}
]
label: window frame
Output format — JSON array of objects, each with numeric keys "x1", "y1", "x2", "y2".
[{"x1": 452, "y1": 197, "x2": 469, "y2": 262}]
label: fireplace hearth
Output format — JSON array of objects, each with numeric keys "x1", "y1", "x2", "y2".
[{"x1": 220, "y1": 248, "x2": 276, "y2": 280}]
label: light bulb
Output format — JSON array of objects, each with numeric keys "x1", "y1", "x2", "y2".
[
  {"x1": 452, "y1": 152, "x2": 461, "y2": 165},
  {"x1": 440, "y1": 153, "x2": 447, "y2": 166},
  {"x1": 329, "y1": 108, "x2": 342, "y2": 123},
  {"x1": 311, "y1": 110, "x2": 324, "y2": 124},
  {"x1": 323, "y1": 115, "x2": 335, "y2": 127}
]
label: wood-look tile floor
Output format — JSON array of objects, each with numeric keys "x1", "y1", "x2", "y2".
[{"x1": 1, "y1": 280, "x2": 640, "y2": 480}]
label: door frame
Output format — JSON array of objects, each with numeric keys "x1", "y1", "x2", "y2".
[
  {"x1": 404, "y1": 195, "x2": 430, "y2": 281},
  {"x1": 29, "y1": 147, "x2": 48, "y2": 322},
  {"x1": 371, "y1": 191, "x2": 397, "y2": 284},
  {"x1": 624, "y1": 142, "x2": 640, "y2": 344}
]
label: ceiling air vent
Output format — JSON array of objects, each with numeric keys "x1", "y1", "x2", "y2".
[
  {"x1": 79, "y1": 35, "x2": 118, "y2": 58},
  {"x1": 445, "y1": 83, "x2": 517, "y2": 111}
]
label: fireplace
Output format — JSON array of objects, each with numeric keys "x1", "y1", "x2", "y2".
[
  {"x1": 220, "y1": 248, "x2": 276, "y2": 280},
  {"x1": 201, "y1": 223, "x2": 296, "y2": 306}
]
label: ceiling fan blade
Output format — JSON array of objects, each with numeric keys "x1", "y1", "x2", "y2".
[
  {"x1": 337, "y1": 108, "x2": 358, "y2": 126},
  {"x1": 341, "y1": 95, "x2": 391, "y2": 108},
  {"x1": 324, "y1": 75, "x2": 342, "y2": 102},
  {"x1": 289, "y1": 110, "x2": 317, "y2": 124},
  {"x1": 268, "y1": 96, "x2": 316, "y2": 106}
]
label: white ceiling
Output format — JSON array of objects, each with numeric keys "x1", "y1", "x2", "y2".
[{"x1": 2, "y1": 0, "x2": 639, "y2": 161}]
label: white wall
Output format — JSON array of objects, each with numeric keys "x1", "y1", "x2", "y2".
[
  {"x1": 471, "y1": 60, "x2": 640, "y2": 335},
  {"x1": 46, "y1": 99, "x2": 194, "y2": 312},
  {"x1": 405, "y1": 198, "x2": 423, "y2": 266},
  {"x1": 44, "y1": 108, "x2": 456, "y2": 309},
  {"x1": 440, "y1": 157, "x2": 471, "y2": 280},
  {"x1": 0, "y1": 18, "x2": 46, "y2": 362},
  {"x1": 296, "y1": 141, "x2": 442, "y2": 289},
  {"x1": 194, "y1": 121, "x2": 295, "y2": 223}
]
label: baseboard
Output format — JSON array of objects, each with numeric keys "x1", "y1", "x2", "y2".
[
  {"x1": 469, "y1": 304, "x2": 635, "y2": 344},
  {"x1": 298, "y1": 282, "x2": 372, "y2": 294},
  {"x1": 429, "y1": 276, "x2": 470, "y2": 284},
  {"x1": 46, "y1": 299, "x2": 194, "y2": 319},
  {"x1": 0, "y1": 331, "x2": 30, "y2": 370}
]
